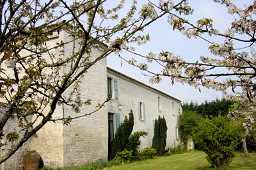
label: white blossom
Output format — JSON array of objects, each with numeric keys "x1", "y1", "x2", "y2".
[
  {"x1": 182, "y1": 29, "x2": 198, "y2": 38},
  {"x1": 149, "y1": 76, "x2": 162, "y2": 84},
  {"x1": 128, "y1": 58, "x2": 137, "y2": 65},
  {"x1": 135, "y1": 34, "x2": 150, "y2": 45},
  {"x1": 138, "y1": 63, "x2": 148, "y2": 70},
  {"x1": 146, "y1": 52, "x2": 156, "y2": 62},
  {"x1": 139, "y1": 3, "x2": 158, "y2": 19},
  {"x1": 227, "y1": 5, "x2": 240, "y2": 14},
  {"x1": 224, "y1": 29, "x2": 234, "y2": 36},
  {"x1": 159, "y1": 0, "x2": 174, "y2": 9}
]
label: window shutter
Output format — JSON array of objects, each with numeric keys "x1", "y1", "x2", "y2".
[
  {"x1": 115, "y1": 113, "x2": 120, "y2": 129},
  {"x1": 138, "y1": 101, "x2": 141, "y2": 120},
  {"x1": 114, "y1": 79, "x2": 118, "y2": 100}
]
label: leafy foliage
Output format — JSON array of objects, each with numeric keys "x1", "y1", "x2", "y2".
[
  {"x1": 178, "y1": 110, "x2": 203, "y2": 145},
  {"x1": 152, "y1": 116, "x2": 167, "y2": 156},
  {"x1": 114, "y1": 149, "x2": 133, "y2": 162},
  {"x1": 182, "y1": 99, "x2": 234, "y2": 117},
  {"x1": 109, "y1": 110, "x2": 134, "y2": 160},
  {"x1": 169, "y1": 145, "x2": 186, "y2": 154},
  {"x1": 193, "y1": 115, "x2": 244, "y2": 168},
  {"x1": 139, "y1": 148, "x2": 157, "y2": 159},
  {"x1": 126, "y1": 131, "x2": 148, "y2": 156}
]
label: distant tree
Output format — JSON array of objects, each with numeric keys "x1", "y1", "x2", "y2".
[
  {"x1": 109, "y1": 110, "x2": 134, "y2": 160},
  {"x1": 178, "y1": 110, "x2": 203, "y2": 147},
  {"x1": 152, "y1": 116, "x2": 167, "y2": 155},
  {"x1": 181, "y1": 102, "x2": 199, "y2": 113},
  {"x1": 182, "y1": 99, "x2": 234, "y2": 117}
]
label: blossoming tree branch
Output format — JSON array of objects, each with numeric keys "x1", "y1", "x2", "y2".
[
  {"x1": 116, "y1": 1, "x2": 255, "y2": 103},
  {"x1": 115, "y1": 0, "x2": 255, "y2": 153}
]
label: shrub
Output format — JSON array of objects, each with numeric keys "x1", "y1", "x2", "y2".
[
  {"x1": 126, "y1": 131, "x2": 148, "y2": 155},
  {"x1": 193, "y1": 115, "x2": 244, "y2": 168},
  {"x1": 114, "y1": 149, "x2": 133, "y2": 162},
  {"x1": 169, "y1": 145, "x2": 186, "y2": 154},
  {"x1": 109, "y1": 110, "x2": 134, "y2": 160},
  {"x1": 152, "y1": 116, "x2": 167, "y2": 155},
  {"x1": 139, "y1": 148, "x2": 157, "y2": 159}
]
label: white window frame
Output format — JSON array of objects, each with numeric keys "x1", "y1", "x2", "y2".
[{"x1": 139, "y1": 101, "x2": 145, "y2": 120}]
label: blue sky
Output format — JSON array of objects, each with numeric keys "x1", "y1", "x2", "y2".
[{"x1": 107, "y1": 0, "x2": 252, "y2": 104}]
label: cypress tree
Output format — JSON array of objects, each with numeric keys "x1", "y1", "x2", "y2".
[
  {"x1": 152, "y1": 116, "x2": 167, "y2": 155},
  {"x1": 109, "y1": 110, "x2": 134, "y2": 160}
]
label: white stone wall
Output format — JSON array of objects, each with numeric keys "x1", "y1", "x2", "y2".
[
  {"x1": 107, "y1": 68, "x2": 181, "y2": 151},
  {"x1": 62, "y1": 48, "x2": 108, "y2": 167},
  {"x1": 28, "y1": 111, "x2": 64, "y2": 168}
]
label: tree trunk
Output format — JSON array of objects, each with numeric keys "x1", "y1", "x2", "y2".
[{"x1": 242, "y1": 137, "x2": 249, "y2": 157}]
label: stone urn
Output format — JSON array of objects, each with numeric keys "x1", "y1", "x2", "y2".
[{"x1": 22, "y1": 150, "x2": 44, "y2": 170}]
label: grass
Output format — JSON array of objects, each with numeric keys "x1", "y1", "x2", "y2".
[
  {"x1": 42, "y1": 151, "x2": 256, "y2": 170},
  {"x1": 107, "y1": 151, "x2": 256, "y2": 170}
]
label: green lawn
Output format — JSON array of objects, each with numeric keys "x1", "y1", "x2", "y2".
[{"x1": 108, "y1": 151, "x2": 256, "y2": 170}]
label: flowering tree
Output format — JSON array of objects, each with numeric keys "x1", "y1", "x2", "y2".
[
  {"x1": 118, "y1": 0, "x2": 255, "y2": 103},
  {"x1": 0, "y1": 0, "x2": 193, "y2": 163},
  {"x1": 228, "y1": 101, "x2": 256, "y2": 156}
]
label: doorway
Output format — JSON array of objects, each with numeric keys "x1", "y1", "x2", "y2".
[{"x1": 108, "y1": 113, "x2": 114, "y2": 159}]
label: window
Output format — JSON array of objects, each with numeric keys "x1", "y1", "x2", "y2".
[
  {"x1": 172, "y1": 102, "x2": 175, "y2": 116},
  {"x1": 108, "y1": 113, "x2": 114, "y2": 143},
  {"x1": 107, "y1": 77, "x2": 118, "y2": 99},
  {"x1": 107, "y1": 77, "x2": 112, "y2": 98},
  {"x1": 138, "y1": 101, "x2": 145, "y2": 120},
  {"x1": 114, "y1": 79, "x2": 118, "y2": 100},
  {"x1": 158, "y1": 96, "x2": 162, "y2": 112},
  {"x1": 176, "y1": 126, "x2": 179, "y2": 140},
  {"x1": 115, "y1": 113, "x2": 120, "y2": 129},
  {"x1": 108, "y1": 113, "x2": 114, "y2": 158}
]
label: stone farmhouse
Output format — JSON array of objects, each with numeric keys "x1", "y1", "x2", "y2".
[{"x1": 0, "y1": 29, "x2": 181, "y2": 169}]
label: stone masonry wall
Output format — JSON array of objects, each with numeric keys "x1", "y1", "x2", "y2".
[{"x1": 61, "y1": 31, "x2": 108, "y2": 167}]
